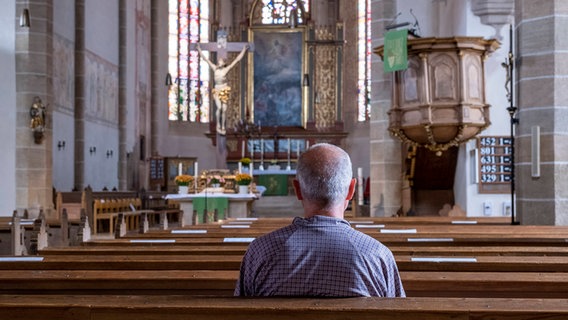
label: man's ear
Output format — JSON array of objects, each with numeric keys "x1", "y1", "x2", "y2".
[
  {"x1": 293, "y1": 179, "x2": 303, "y2": 200},
  {"x1": 346, "y1": 178, "x2": 356, "y2": 200}
]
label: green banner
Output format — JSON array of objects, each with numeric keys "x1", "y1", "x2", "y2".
[
  {"x1": 383, "y1": 29, "x2": 408, "y2": 72},
  {"x1": 193, "y1": 197, "x2": 228, "y2": 223}
]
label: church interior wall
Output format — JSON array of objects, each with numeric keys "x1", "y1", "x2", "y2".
[
  {"x1": 0, "y1": 0, "x2": 17, "y2": 216},
  {"x1": 4, "y1": 0, "x2": 547, "y2": 221}
]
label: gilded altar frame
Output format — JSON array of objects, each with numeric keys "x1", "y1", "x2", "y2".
[{"x1": 247, "y1": 26, "x2": 309, "y2": 128}]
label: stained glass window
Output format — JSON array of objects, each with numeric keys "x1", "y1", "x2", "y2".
[
  {"x1": 168, "y1": 0, "x2": 210, "y2": 122},
  {"x1": 260, "y1": 0, "x2": 309, "y2": 25},
  {"x1": 357, "y1": 0, "x2": 371, "y2": 121}
]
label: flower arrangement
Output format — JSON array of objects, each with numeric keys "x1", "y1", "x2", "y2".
[
  {"x1": 240, "y1": 157, "x2": 251, "y2": 165},
  {"x1": 235, "y1": 173, "x2": 253, "y2": 186},
  {"x1": 175, "y1": 175, "x2": 194, "y2": 186},
  {"x1": 208, "y1": 174, "x2": 225, "y2": 185}
]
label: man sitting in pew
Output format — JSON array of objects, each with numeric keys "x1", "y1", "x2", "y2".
[{"x1": 235, "y1": 143, "x2": 405, "y2": 297}]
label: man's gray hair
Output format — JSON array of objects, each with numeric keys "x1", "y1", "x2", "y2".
[{"x1": 296, "y1": 143, "x2": 353, "y2": 209}]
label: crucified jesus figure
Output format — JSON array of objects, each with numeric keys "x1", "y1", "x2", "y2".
[{"x1": 197, "y1": 43, "x2": 249, "y2": 135}]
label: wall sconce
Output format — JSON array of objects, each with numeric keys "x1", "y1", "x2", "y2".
[
  {"x1": 57, "y1": 141, "x2": 66, "y2": 151},
  {"x1": 20, "y1": 8, "x2": 30, "y2": 28},
  {"x1": 106, "y1": 150, "x2": 114, "y2": 158},
  {"x1": 89, "y1": 147, "x2": 96, "y2": 155},
  {"x1": 29, "y1": 96, "x2": 46, "y2": 144},
  {"x1": 165, "y1": 73, "x2": 173, "y2": 86}
]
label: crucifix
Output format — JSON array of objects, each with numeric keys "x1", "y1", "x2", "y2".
[{"x1": 191, "y1": 30, "x2": 254, "y2": 135}]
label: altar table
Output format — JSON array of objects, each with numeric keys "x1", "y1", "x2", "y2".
[{"x1": 166, "y1": 192, "x2": 259, "y2": 225}]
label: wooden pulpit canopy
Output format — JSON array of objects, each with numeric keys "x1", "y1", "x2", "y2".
[{"x1": 375, "y1": 37, "x2": 500, "y2": 155}]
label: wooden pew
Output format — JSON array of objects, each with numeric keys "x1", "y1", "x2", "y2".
[
  {"x1": 40, "y1": 243, "x2": 568, "y2": 257},
  {"x1": 1, "y1": 295, "x2": 568, "y2": 320},
  {"x1": 0, "y1": 268, "x2": 567, "y2": 298},
  {"x1": 3, "y1": 254, "x2": 568, "y2": 273}
]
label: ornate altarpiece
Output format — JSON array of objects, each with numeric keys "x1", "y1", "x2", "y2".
[{"x1": 207, "y1": 0, "x2": 348, "y2": 164}]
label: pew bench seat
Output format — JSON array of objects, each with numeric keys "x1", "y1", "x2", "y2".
[
  {"x1": 0, "y1": 295, "x2": 567, "y2": 320},
  {"x1": 0, "y1": 270, "x2": 567, "y2": 298}
]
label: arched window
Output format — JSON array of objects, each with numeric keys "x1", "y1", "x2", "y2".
[
  {"x1": 258, "y1": 0, "x2": 309, "y2": 25},
  {"x1": 358, "y1": 0, "x2": 371, "y2": 121},
  {"x1": 167, "y1": 0, "x2": 210, "y2": 122}
]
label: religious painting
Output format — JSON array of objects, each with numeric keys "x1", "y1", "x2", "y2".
[{"x1": 249, "y1": 28, "x2": 306, "y2": 127}]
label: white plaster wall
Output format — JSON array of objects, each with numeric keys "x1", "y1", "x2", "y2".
[
  {"x1": 52, "y1": 111, "x2": 75, "y2": 191},
  {"x1": 85, "y1": 0, "x2": 119, "y2": 65},
  {"x1": 0, "y1": 0, "x2": 17, "y2": 216},
  {"x1": 53, "y1": 0, "x2": 75, "y2": 40},
  {"x1": 84, "y1": 122, "x2": 119, "y2": 190},
  {"x1": 52, "y1": 0, "x2": 76, "y2": 192}
]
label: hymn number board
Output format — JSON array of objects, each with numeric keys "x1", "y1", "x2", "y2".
[{"x1": 477, "y1": 136, "x2": 512, "y2": 194}]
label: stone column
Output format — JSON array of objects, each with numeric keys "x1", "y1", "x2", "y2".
[
  {"x1": 15, "y1": 0, "x2": 54, "y2": 217},
  {"x1": 118, "y1": 0, "x2": 127, "y2": 190},
  {"x1": 516, "y1": 0, "x2": 568, "y2": 225},
  {"x1": 370, "y1": 0, "x2": 402, "y2": 217},
  {"x1": 74, "y1": 0, "x2": 85, "y2": 190}
]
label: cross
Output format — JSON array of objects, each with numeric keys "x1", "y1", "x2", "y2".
[{"x1": 190, "y1": 30, "x2": 254, "y2": 60}]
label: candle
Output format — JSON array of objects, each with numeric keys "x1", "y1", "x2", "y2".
[
  {"x1": 178, "y1": 163, "x2": 182, "y2": 176},
  {"x1": 260, "y1": 138, "x2": 264, "y2": 158},
  {"x1": 306, "y1": 140, "x2": 310, "y2": 149},
  {"x1": 249, "y1": 163, "x2": 254, "y2": 179},
  {"x1": 287, "y1": 138, "x2": 291, "y2": 158},
  {"x1": 241, "y1": 140, "x2": 245, "y2": 159},
  {"x1": 194, "y1": 162, "x2": 199, "y2": 193},
  {"x1": 238, "y1": 162, "x2": 242, "y2": 174},
  {"x1": 296, "y1": 140, "x2": 300, "y2": 158}
]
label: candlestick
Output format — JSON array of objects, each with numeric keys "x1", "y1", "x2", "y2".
[
  {"x1": 357, "y1": 167, "x2": 364, "y2": 206},
  {"x1": 178, "y1": 163, "x2": 182, "y2": 176}
]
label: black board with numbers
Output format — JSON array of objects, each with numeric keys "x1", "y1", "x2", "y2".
[
  {"x1": 477, "y1": 136, "x2": 512, "y2": 194},
  {"x1": 149, "y1": 157, "x2": 165, "y2": 190}
]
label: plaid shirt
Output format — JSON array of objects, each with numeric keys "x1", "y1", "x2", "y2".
[{"x1": 234, "y1": 215, "x2": 406, "y2": 297}]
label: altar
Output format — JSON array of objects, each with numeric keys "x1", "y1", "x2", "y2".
[
  {"x1": 253, "y1": 169, "x2": 296, "y2": 196},
  {"x1": 166, "y1": 192, "x2": 259, "y2": 225}
]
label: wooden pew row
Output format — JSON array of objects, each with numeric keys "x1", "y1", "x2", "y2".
[
  {"x1": 1, "y1": 295, "x2": 568, "y2": 320},
  {"x1": 137, "y1": 223, "x2": 568, "y2": 235},
  {"x1": 0, "y1": 269, "x2": 567, "y2": 298},
  {"x1": 82, "y1": 234, "x2": 568, "y2": 248},
  {"x1": 55, "y1": 188, "x2": 182, "y2": 236},
  {"x1": 220, "y1": 216, "x2": 513, "y2": 225},
  {"x1": 3, "y1": 254, "x2": 568, "y2": 273},
  {"x1": 41, "y1": 244, "x2": 568, "y2": 257}
]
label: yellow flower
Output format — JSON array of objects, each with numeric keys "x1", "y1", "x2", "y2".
[
  {"x1": 175, "y1": 174, "x2": 194, "y2": 186},
  {"x1": 235, "y1": 173, "x2": 252, "y2": 186},
  {"x1": 240, "y1": 157, "x2": 251, "y2": 165}
]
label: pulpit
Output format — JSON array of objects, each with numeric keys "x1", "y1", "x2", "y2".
[
  {"x1": 375, "y1": 37, "x2": 499, "y2": 155},
  {"x1": 374, "y1": 37, "x2": 499, "y2": 215}
]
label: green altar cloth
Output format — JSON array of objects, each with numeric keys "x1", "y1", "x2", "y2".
[
  {"x1": 192, "y1": 197, "x2": 228, "y2": 223},
  {"x1": 258, "y1": 174, "x2": 289, "y2": 196}
]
